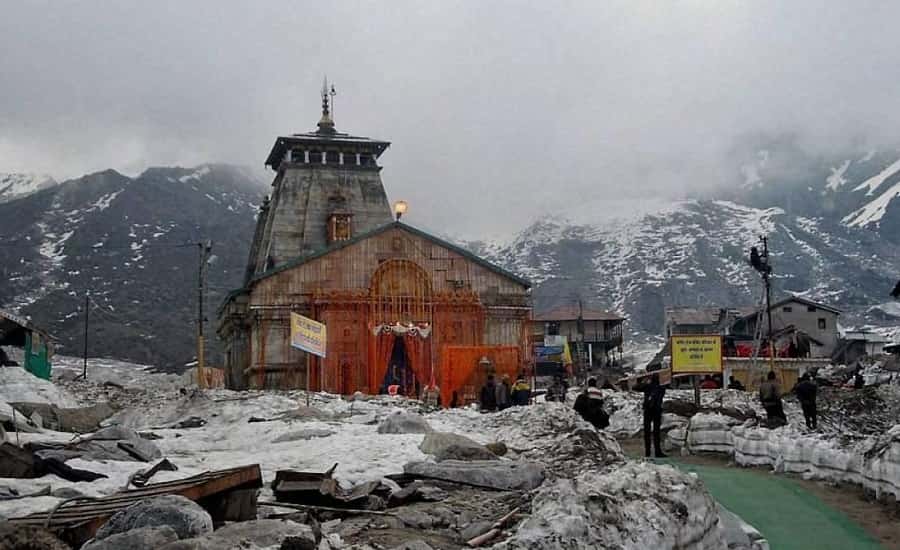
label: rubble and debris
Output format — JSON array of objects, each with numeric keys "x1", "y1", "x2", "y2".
[
  {"x1": 83, "y1": 525, "x2": 180, "y2": 550},
  {"x1": 2, "y1": 359, "x2": 804, "y2": 549},
  {"x1": 0, "y1": 442, "x2": 108, "y2": 482},
  {"x1": 169, "y1": 518, "x2": 316, "y2": 550},
  {"x1": 129, "y1": 459, "x2": 179, "y2": 488},
  {"x1": 29, "y1": 425, "x2": 163, "y2": 463},
  {"x1": 9, "y1": 401, "x2": 116, "y2": 433},
  {"x1": 465, "y1": 506, "x2": 520, "y2": 547},
  {"x1": 8, "y1": 465, "x2": 262, "y2": 547},
  {"x1": 0, "y1": 522, "x2": 70, "y2": 550},
  {"x1": 170, "y1": 416, "x2": 206, "y2": 429},
  {"x1": 0, "y1": 485, "x2": 51, "y2": 501},
  {"x1": 0, "y1": 401, "x2": 42, "y2": 433}
]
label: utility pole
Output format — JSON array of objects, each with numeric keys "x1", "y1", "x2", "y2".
[
  {"x1": 82, "y1": 292, "x2": 89, "y2": 380},
  {"x1": 760, "y1": 236, "x2": 776, "y2": 372},
  {"x1": 577, "y1": 299, "x2": 585, "y2": 382},
  {"x1": 197, "y1": 240, "x2": 213, "y2": 388}
]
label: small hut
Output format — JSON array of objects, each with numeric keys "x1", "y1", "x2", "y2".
[{"x1": 0, "y1": 309, "x2": 54, "y2": 379}]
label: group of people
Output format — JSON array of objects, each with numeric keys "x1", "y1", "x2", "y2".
[
  {"x1": 571, "y1": 373, "x2": 668, "y2": 458},
  {"x1": 477, "y1": 374, "x2": 532, "y2": 411},
  {"x1": 759, "y1": 370, "x2": 819, "y2": 429}
]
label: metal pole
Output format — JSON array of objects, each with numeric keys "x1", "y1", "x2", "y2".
[
  {"x1": 762, "y1": 236, "x2": 776, "y2": 373},
  {"x1": 305, "y1": 353, "x2": 311, "y2": 407},
  {"x1": 197, "y1": 241, "x2": 211, "y2": 388},
  {"x1": 82, "y1": 292, "x2": 89, "y2": 380}
]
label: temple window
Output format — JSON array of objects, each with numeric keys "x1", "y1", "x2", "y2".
[{"x1": 328, "y1": 213, "x2": 352, "y2": 242}]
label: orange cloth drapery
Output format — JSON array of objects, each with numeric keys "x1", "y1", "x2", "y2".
[
  {"x1": 403, "y1": 332, "x2": 430, "y2": 392},
  {"x1": 439, "y1": 345, "x2": 522, "y2": 408},
  {"x1": 369, "y1": 332, "x2": 396, "y2": 393}
]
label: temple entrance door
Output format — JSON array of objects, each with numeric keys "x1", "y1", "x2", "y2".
[{"x1": 381, "y1": 336, "x2": 417, "y2": 397}]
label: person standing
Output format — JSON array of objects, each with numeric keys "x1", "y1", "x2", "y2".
[
  {"x1": 727, "y1": 376, "x2": 746, "y2": 391},
  {"x1": 574, "y1": 378, "x2": 609, "y2": 429},
  {"x1": 793, "y1": 373, "x2": 818, "y2": 429},
  {"x1": 480, "y1": 375, "x2": 498, "y2": 412},
  {"x1": 636, "y1": 373, "x2": 667, "y2": 458},
  {"x1": 495, "y1": 374, "x2": 512, "y2": 411},
  {"x1": 511, "y1": 376, "x2": 531, "y2": 406},
  {"x1": 759, "y1": 371, "x2": 786, "y2": 427},
  {"x1": 546, "y1": 375, "x2": 567, "y2": 402}
]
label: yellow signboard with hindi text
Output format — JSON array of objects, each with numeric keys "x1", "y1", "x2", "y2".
[
  {"x1": 671, "y1": 335, "x2": 722, "y2": 374},
  {"x1": 290, "y1": 313, "x2": 327, "y2": 358}
]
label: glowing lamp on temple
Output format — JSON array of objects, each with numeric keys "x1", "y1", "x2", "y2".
[{"x1": 394, "y1": 200, "x2": 408, "y2": 221}]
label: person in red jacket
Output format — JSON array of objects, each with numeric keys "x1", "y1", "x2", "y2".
[{"x1": 699, "y1": 375, "x2": 720, "y2": 389}]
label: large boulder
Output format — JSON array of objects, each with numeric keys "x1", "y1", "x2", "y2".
[
  {"x1": 83, "y1": 526, "x2": 179, "y2": 550},
  {"x1": 94, "y1": 495, "x2": 213, "y2": 542},
  {"x1": 403, "y1": 460, "x2": 545, "y2": 491},
  {"x1": 419, "y1": 432, "x2": 497, "y2": 461},
  {"x1": 377, "y1": 412, "x2": 432, "y2": 434},
  {"x1": 0, "y1": 523, "x2": 69, "y2": 550},
  {"x1": 161, "y1": 519, "x2": 315, "y2": 550}
]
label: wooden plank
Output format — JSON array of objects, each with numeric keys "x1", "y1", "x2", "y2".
[{"x1": 8, "y1": 464, "x2": 262, "y2": 544}]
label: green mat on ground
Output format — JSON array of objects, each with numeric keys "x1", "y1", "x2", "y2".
[{"x1": 667, "y1": 461, "x2": 882, "y2": 550}]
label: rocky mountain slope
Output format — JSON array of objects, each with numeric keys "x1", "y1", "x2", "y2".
[{"x1": 0, "y1": 164, "x2": 265, "y2": 368}]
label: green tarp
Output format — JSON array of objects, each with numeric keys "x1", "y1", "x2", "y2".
[{"x1": 23, "y1": 332, "x2": 51, "y2": 380}]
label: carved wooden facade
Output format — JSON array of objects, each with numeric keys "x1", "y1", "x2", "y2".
[{"x1": 218, "y1": 223, "x2": 531, "y2": 396}]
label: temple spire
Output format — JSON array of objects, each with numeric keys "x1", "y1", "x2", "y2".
[{"x1": 317, "y1": 76, "x2": 336, "y2": 134}]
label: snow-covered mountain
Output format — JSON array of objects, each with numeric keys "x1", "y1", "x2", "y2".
[
  {"x1": 0, "y1": 173, "x2": 57, "y2": 203},
  {"x1": 0, "y1": 164, "x2": 265, "y2": 368},
  {"x1": 471, "y1": 149, "x2": 900, "y2": 342},
  {"x1": 727, "y1": 146, "x2": 900, "y2": 237}
]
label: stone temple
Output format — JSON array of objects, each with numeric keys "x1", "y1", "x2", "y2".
[{"x1": 218, "y1": 86, "x2": 531, "y2": 405}]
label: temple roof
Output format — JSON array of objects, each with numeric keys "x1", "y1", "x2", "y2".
[
  {"x1": 247, "y1": 221, "x2": 532, "y2": 289},
  {"x1": 265, "y1": 132, "x2": 390, "y2": 169},
  {"x1": 533, "y1": 305, "x2": 625, "y2": 322}
]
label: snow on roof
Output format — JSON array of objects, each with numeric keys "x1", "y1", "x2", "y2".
[
  {"x1": 665, "y1": 307, "x2": 724, "y2": 326},
  {"x1": 533, "y1": 305, "x2": 624, "y2": 322}
]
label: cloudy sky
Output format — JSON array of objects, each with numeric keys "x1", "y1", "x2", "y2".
[{"x1": 2, "y1": 1, "x2": 900, "y2": 235}]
